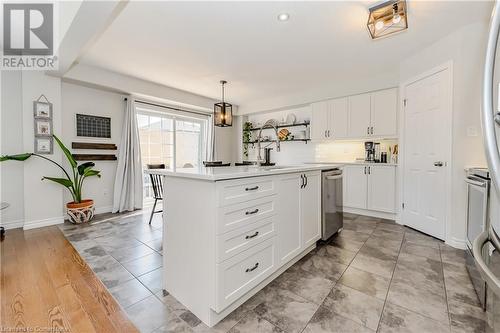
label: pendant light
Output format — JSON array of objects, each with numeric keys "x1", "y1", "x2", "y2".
[
  {"x1": 367, "y1": 0, "x2": 408, "y2": 39},
  {"x1": 214, "y1": 80, "x2": 233, "y2": 127}
]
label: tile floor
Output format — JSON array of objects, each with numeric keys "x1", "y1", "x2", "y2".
[{"x1": 59, "y1": 211, "x2": 486, "y2": 333}]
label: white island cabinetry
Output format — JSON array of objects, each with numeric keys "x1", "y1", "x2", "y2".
[{"x1": 161, "y1": 167, "x2": 324, "y2": 327}]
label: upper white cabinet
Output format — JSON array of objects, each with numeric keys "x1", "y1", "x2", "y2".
[
  {"x1": 310, "y1": 88, "x2": 398, "y2": 141},
  {"x1": 311, "y1": 101, "x2": 329, "y2": 140},
  {"x1": 371, "y1": 88, "x2": 398, "y2": 137},
  {"x1": 348, "y1": 93, "x2": 372, "y2": 138},
  {"x1": 343, "y1": 165, "x2": 396, "y2": 213},
  {"x1": 330, "y1": 97, "x2": 349, "y2": 139}
]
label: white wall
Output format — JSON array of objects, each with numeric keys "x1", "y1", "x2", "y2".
[
  {"x1": 61, "y1": 82, "x2": 124, "y2": 214},
  {"x1": 21, "y1": 72, "x2": 64, "y2": 230},
  {"x1": 399, "y1": 21, "x2": 488, "y2": 247},
  {"x1": 0, "y1": 71, "x2": 24, "y2": 229}
]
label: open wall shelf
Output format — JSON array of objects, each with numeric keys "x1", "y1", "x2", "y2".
[
  {"x1": 244, "y1": 139, "x2": 311, "y2": 144},
  {"x1": 248, "y1": 122, "x2": 310, "y2": 131}
]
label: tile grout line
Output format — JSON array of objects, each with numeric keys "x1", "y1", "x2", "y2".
[
  {"x1": 438, "y1": 243, "x2": 453, "y2": 331},
  {"x1": 375, "y1": 228, "x2": 405, "y2": 333},
  {"x1": 298, "y1": 218, "x2": 379, "y2": 333}
]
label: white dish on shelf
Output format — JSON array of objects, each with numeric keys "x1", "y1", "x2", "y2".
[{"x1": 286, "y1": 114, "x2": 297, "y2": 125}]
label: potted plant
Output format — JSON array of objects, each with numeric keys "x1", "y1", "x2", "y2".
[
  {"x1": 0, "y1": 135, "x2": 101, "y2": 224},
  {"x1": 242, "y1": 121, "x2": 253, "y2": 158}
]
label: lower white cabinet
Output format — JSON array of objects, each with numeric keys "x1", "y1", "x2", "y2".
[
  {"x1": 343, "y1": 165, "x2": 396, "y2": 213},
  {"x1": 277, "y1": 171, "x2": 321, "y2": 266}
]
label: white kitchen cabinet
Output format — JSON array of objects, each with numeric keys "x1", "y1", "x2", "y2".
[
  {"x1": 367, "y1": 166, "x2": 396, "y2": 213},
  {"x1": 343, "y1": 165, "x2": 368, "y2": 209},
  {"x1": 330, "y1": 97, "x2": 349, "y2": 139},
  {"x1": 343, "y1": 165, "x2": 396, "y2": 214},
  {"x1": 371, "y1": 88, "x2": 398, "y2": 137},
  {"x1": 311, "y1": 101, "x2": 329, "y2": 140},
  {"x1": 277, "y1": 171, "x2": 321, "y2": 265},
  {"x1": 277, "y1": 174, "x2": 302, "y2": 264},
  {"x1": 301, "y1": 171, "x2": 321, "y2": 248},
  {"x1": 348, "y1": 93, "x2": 372, "y2": 138}
]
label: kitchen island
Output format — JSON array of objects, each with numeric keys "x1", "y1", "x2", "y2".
[{"x1": 147, "y1": 164, "x2": 339, "y2": 327}]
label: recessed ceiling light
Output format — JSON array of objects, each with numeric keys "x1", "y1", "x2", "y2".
[{"x1": 277, "y1": 13, "x2": 290, "y2": 21}]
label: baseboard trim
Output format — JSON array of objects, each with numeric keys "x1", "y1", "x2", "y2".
[
  {"x1": 0, "y1": 219, "x2": 24, "y2": 230},
  {"x1": 446, "y1": 237, "x2": 467, "y2": 250},
  {"x1": 23, "y1": 216, "x2": 64, "y2": 230},
  {"x1": 344, "y1": 207, "x2": 397, "y2": 221}
]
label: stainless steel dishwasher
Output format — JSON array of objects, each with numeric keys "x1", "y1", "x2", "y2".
[{"x1": 321, "y1": 168, "x2": 343, "y2": 240}]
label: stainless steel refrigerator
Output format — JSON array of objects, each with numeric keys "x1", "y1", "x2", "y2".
[{"x1": 478, "y1": 2, "x2": 500, "y2": 331}]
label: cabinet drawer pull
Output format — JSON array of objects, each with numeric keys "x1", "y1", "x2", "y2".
[
  {"x1": 245, "y1": 231, "x2": 259, "y2": 239},
  {"x1": 245, "y1": 262, "x2": 259, "y2": 273},
  {"x1": 245, "y1": 186, "x2": 259, "y2": 191},
  {"x1": 245, "y1": 209, "x2": 259, "y2": 215}
]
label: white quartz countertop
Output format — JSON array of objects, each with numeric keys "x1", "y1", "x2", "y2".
[
  {"x1": 311, "y1": 161, "x2": 398, "y2": 167},
  {"x1": 145, "y1": 164, "x2": 342, "y2": 181}
]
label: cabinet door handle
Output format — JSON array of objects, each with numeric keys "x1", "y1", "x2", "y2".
[
  {"x1": 245, "y1": 262, "x2": 259, "y2": 273},
  {"x1": 371, "y1": 127, "x2": 374, "y2": 134},
  {"x1": 300, "y1": 174, "x2": 304, "y2": 188},
  {"x1": 368, "y1": 166, "x2": 371, "y2": 174},
  {"x1": 328, "y1": 130, "x2": 331, "y2": 137},
  {"x1": 364, "y1": 166, "x2": 367, "y2": 174},
  {"x1": 245, "y1": 209, "x2": 259, "y2": 215},
  {"x1": 245, "y1": 231, "x2": 259, "y2": 239},
  {"x1": 304, "y1": 174, "x2": 308, "y2": 188},
  {"x1": 245, "y1": 186, "x2": 259, "y2": 191},
  {"x1": 367, "y1": 127, "x2": 370, "y2": 135},
  {"x1": 324, "y1": 130, "x2": 327, "y2": 138}
]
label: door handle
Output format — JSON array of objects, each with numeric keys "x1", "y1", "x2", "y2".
[
  {"x1": 434, "y1": 161, "x2": 444, "y2": 167},
  {"x1": 304, "y1": 174, "x2": 308, "y2": 188},
  {"x1": 368, "y1": 166, "x2": 371, "y2": 174},
  {"x1": 364, "y1": 166, "x2": 367, "y2": 174},
  {"x1": 371, "y1": 127, "x2": 374, "y2": 134},
  {"x1": 300, "y1": 174, "x2": 305, "y2": 188},
  {"x1": 367, "y1": 127, "x2": 370, "y2": 135},
  {"x1": 473, "y1": 229, "x2": 500, "y2": 297},
  {"x1": 245, "y1": 208, "x2": 259, "y2": 215},
  {"x1": 324, "y1": 130, "x2": 327, "y2": 138}
]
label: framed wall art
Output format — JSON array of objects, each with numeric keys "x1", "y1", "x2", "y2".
[{"x1": 33, "y1": 94, "x2": 54, "y2": 154}]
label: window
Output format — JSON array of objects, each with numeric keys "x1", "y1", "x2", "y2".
[{"x1": 136, "y1": 103, "x2": 209, "y2": 199}]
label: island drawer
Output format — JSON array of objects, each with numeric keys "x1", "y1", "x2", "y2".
[
  {"x1": 216, "y1": 176, "x2": 277, "y2": 206},
  {"x1": 216, "y1": 196, "x2": 277, "y2": 235},
  {"x1": 214, "y1": 237, "x2": 276, "y2": 312},
  {"x1": 216, "y1": 216, "x2": 276, "y2": 263}
]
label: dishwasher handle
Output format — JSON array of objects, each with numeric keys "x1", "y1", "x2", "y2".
[{"x1": 326, "y1": 175, "x2": 343, "y2": 181}]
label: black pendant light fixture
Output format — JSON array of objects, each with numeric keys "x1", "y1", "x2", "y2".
[{"x1": 214, "y1": 80, "x2": 233, "y2": 127}]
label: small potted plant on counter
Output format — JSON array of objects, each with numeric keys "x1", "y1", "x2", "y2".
[{"x1": 0, "y1": 135, "x2": 101, "y2": 224}]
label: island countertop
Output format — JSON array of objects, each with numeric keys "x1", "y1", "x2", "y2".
[{"x1": 145, "y1": 163, "x2": 342, "y2": 181}]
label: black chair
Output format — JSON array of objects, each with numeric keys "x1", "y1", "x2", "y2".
[{"x1": 147, "y1": 164, "x2": 165, "y2": 225}]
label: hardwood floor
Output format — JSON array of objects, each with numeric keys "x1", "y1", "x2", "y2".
[{"x1": 0, "y1": 226, "x2": 139, "y2": 333}]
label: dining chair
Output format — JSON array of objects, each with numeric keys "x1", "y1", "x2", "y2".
[{"x1": 146, "y1": 164, "x2": 165, "y2": 225}]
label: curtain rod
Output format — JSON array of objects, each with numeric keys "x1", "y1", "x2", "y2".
[{"x1": 124, "y1": 97, "x2": 212, "y2": 117}]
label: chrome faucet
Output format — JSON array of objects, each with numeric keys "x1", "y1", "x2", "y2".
[{"x1": 256, "y1": 119, "x2": 281, "y2": 165}]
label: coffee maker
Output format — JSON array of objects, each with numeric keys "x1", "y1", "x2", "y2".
[{"x1": 365, "y1": 141, "x2": 375, "y2": 162}]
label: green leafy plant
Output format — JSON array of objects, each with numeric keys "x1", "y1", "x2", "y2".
[
  {"x1": 0, "y1": 135, "x2": 101, "y2": 203},
  {"x1": 243, "y1": 121, "x2": 253, "y2": 158}
]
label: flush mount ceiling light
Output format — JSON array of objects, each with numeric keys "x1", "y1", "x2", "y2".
[
  {"x1": 214, "y1": 80, "x2": 232, "y2": 127},
  {"x1": 367, "y1": 0, "x2": 408, "y2": 39},
  {"x1": 277, "y1": 13, "x2": 290, "y2": 21}
]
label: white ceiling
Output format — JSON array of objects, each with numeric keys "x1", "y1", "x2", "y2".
[{"x1": 79, "y1": 1, "x2": 493, "y2": 109}]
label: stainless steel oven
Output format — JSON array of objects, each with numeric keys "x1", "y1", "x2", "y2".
[{"x1": 465, "y1": 168, "x2": 490, "y2": 309}]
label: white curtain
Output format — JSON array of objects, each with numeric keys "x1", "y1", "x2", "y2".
[
  {"x1": 206, "y1": 115, "x2": 216, "y2": 162},
  {"x1": 112, "y1": 97, "x2": 143, "y2": 212}
]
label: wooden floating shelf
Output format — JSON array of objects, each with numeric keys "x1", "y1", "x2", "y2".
[
  {"x1": 248, "y1": 122, "x2": 310, "y2": 131},
  {"x1": 244, "y1": 139, "x2": 311, "y2": 144},
  {"x1": 73, "y1": 154, "x2": 117, "y2": 161},
  {"x1": 72, "y1": 142, "x2": 117, "y2": 150}
]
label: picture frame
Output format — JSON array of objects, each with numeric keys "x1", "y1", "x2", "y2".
[
  {"x1": 33, "y1": 101, "x2": 52, "y2": 119},
  {"x1": 34, "y1": 137, "x2": 53, "y2": 154},
  {"x1": 35, "y1": 119, "x2": 52, "y2": 136}
]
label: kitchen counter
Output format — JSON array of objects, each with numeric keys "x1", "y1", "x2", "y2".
[
  {"x1": 145, "y1": 163, "x2": 341, "y2": 181},
  {"x1": 310, "y1": 161, "x2": 398, "y2": 167}
]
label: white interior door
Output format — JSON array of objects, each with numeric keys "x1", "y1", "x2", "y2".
[{"x1": 402, "y1": 67, "x2": 451, "y2": 240}]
